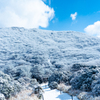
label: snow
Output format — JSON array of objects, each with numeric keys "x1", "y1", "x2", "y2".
[
  {"x1": 0, "y1": 27, "x2": 99, "y2": 99},
  {"x1": 41, "y1": 83, "x2": 78, "y2": 100},
  {"x1": 0, "y1": 27, "x2": 100, "y2": 66},
  {"x1": 0, "y1": 27, "x2": 100, "y2": 78}
]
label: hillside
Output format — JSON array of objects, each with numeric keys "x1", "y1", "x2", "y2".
[
  {"x1": 0, "y1": 27, "x2": 100, "y2": 76},
  {"x1": 0, "y1": 27, "x2": 100, "y2": 64},
  {"x1": 0, "y1": 27, "x2": 100, "y2": 99}
]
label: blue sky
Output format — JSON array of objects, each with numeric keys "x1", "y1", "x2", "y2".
[
  {"x1": 41, "y1": 0, "x2": 100, "y2": 33},
  {"x1": 0, "y1": 0, "x2": 100, "y2": 36}
]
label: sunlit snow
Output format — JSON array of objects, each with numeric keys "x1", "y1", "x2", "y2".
[{"x1": 41, "y1": 84, "x2": 78, "y2": 100}]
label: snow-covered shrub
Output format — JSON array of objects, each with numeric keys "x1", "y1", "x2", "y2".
[
  {"x1": 29, "y1": 79, "x2": 39, "y2": 88},
  {"x1": 70, "y1": 66, "x2": 98, "y2": 91},
  {"x1": 92, "y1": 83, "x2": 100, "y2": 96},
  {"x1": 30, "y1": 64, "x2": 52, "y2": 83},
  {"x1": 54, "y1": 63, "x2": 64, "y2": 69},
  {"x1": 91, "y1": 72, "x2": 100, "y2": 96},
  {"x1": 0, "y1": 93, "x2": 5, "y2": 100},
  {"x1": 48, "y1": 71, "x2": 71, "y2": 84},
  {"x1": 48, "y1": 81, "x2": 58, "y2": 89},
  {"x1": 12, "y1": 81, "x2": 22, "y2": 95},
  {"x1": 0, "y1": 71, "x2": 22, "y2": 99},
  {"x1": 30, "y1": 65, "x2": 45, "y2": 83},
  {"x1": 71, "y1": 64, "x2": 89, "y2": 72},
  {"x1": 18, "y1": 77, "x2": 31, "y2": 85},
  {"x1": 22, "y1": 54, "x2": 47, "y2": 65},
  {"x1": 4, "y1": 65, "x2": 32, "y2": 80}
]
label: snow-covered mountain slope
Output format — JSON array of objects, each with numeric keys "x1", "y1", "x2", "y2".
[
  {"x1": 0, "y1": 27, "x2": 100, "y2": 63},
  {"x1": 0, "y1": 27, "x2": 100, "y2": 78}
]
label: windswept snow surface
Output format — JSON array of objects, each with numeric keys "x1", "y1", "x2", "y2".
[{"x1": 41, "y1": 84, "x2": 78, "y2": 100}]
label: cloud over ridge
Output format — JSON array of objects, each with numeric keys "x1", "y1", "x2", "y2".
[
  {"x1": 84, "y1": 21, "x2": 100, "y2": 37},
  {"x1": 0, "y1": 0, "x2": 54, "y2": 28}
]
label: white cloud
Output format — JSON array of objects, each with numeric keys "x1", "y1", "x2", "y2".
[
  {"x1": 84, "y1": 21, "x2": 100, "y2": 37},
  {"x1": 0, "y1": 0, "x2": 54, "y2": 28},
  {"x1": 70, "y1": 12, "x2": 77, "y2": 20}
]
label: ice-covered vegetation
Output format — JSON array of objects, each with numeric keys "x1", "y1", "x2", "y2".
[
  {"x1": 0, "y1": 27, "x2": 100, "y2": 79},
  {"x1": 0, "y1": 71, "x2": 22, "y2": 99},
  {"x1": 0, "y1": 27, "x2": 100, "y2": 99}
]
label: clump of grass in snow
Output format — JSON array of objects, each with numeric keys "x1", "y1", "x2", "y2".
[
  {"x1": 57, "y1": 83, "x2": 71, "y2": 93},
  {"x1": 9, "y1": 90, "x2": 39, "y2": 100}
]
